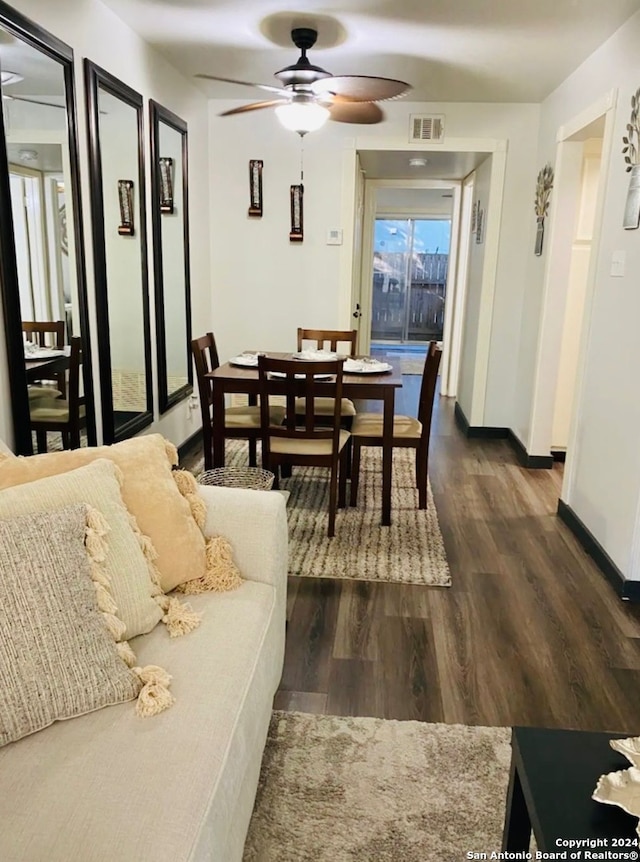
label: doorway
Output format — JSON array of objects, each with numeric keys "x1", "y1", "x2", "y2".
[{"x1": 371, "y1": 217, "x2": 450, "y2": 346}]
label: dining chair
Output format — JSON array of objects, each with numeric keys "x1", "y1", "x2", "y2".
[
  {"x1": 29, "y1": 337, "x2": 86, "y2": 452},
  {"x1": 191, "y1": 332, "x2": 285, "y2": 471},
  {"x1": 257, "y1": 355, "x2": 350, "y2": 537},
  {"x1": 22, "y1": 319, "x2": 66, "y2": 398},
  {"x1": 296, "y1": 327, "x2": 358, "y2": 427},
  {"x1": 349, "y1": 341, "x2": 442, "y2": 510}
]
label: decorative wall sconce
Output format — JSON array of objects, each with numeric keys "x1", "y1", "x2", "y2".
[
  {"x1": 475, "y1": 204, "x2": 484, "y2": 244},
  {"x1": 289, "y1": 184, "x2": 303, "y2": 242},
  {"x1": 117, "y1": 179, "x2": 135, "y2": 235},
  {"x1": 534, "y1": 163, "x2": 554, "y2": 255},
  {"x1": 622, "y1": 87, "x2": 640, "y2": 230},
  {"x1": 248, "y1": 159, "x2": 263, "y2": 217},
  {"x1": 159, "y1": 157, "x2": 174, "y2": 214}
]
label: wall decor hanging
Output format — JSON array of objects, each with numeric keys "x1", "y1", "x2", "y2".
[
  {"x1": 289, "y1": 183, "x2": 303, "y2": 242},
  {"x1": 248, "y1": 159, "x2": 263, "y2": 217},
  {"x1": 534, "y1": 163, "x2": 554, "y2": 255},
  {"x1": 470, "y1": 200, "x2": 478, "y2": 233},
  {"x1": 159, "y1": 157, "x2": 174, "y2": 214},
  {"x1": 622, "y1": 87, "x2": 640, "y2": 230},
  {"x1": 117, "y1": 179, "x2": 135, "y2": 235}
]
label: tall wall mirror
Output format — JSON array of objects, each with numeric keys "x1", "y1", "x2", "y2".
[
  {"x1": 149, "y1": 100, "x2": 192, "y2": 413},
  {"x1": 0, "y1": 0, "x2": 95, "y2": 454},
  {"x1": 84, "y1": 61, "x2": 152, "y2": 443}
]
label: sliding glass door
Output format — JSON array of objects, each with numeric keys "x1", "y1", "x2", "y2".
[{"x1": 371, "y1": 217, "x2": 450, "y2": 344}]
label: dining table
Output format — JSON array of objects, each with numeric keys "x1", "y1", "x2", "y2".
[
  {"x1": 207, "y1": 352, "x2": 403, "y2": 526},
  {"x1": 25, "y1": 350, "x2": 70, "y2": 384}
]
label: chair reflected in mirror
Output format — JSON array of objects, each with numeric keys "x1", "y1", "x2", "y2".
[
  {"x1": 23, "y1": 320, "x2": 66, "y2": 400},
  {"x1": 29, "y1": 336, "x2": 86, "y2": 452}
]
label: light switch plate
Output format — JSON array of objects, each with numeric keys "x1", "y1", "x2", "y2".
[
  {"x1": 326, "y1": 228, "x2": 343, "y2": 245},
  {"x1": 611, "y1": 250, "x2": 626, "y2": 277}
]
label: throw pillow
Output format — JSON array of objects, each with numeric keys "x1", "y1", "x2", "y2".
[
  {"x1": 0, "y1": 434, "x2": 242, "y2": 593},
  {"x1": 0, "y1": 504, "x2": 173, "y2": 748},
  {"x1": 0, "y1": 459, "x2": 199, "y2": 639},
  {"x1": 0, "y1": 437, "x2": 15, "y2": 460}
]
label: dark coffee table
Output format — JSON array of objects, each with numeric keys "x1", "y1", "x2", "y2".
[{"x1": 503, "y1": 727, "x2": 639, "y2": 852}]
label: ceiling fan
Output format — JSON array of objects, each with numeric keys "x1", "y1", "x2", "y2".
[
  {"x1": 196, "y1": 27, "x2": 412, "y2": 135},
  {"x1": 0, "y1": 72, "x2": 65, "y2": 110}
]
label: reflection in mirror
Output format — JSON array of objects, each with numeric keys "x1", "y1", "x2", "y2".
[
  {"x1": 149, "y1": 100, "x2": 192, "y2": 413},
  {"x1": 85, "y1": 61, "x2": 152, "y2": 443},
  {"x1": 0, "y1": 3, "x2": 95, "y2": 453}
]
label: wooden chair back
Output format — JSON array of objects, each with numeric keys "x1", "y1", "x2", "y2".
[
  {"x1": 22, "y1": 320, "x2": 66, "y2": 396},
  {"x1": 297, "y1": 328, "x2": 357, "y2": 357},
  {"x1": 417, "y1": 341, "x2": 442, "y2": 441},
  {"x1": 191, "y1": 332, "x2": 219, "y2": 418}
]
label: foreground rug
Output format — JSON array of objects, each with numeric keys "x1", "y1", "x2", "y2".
[
  {"x1": 243, "y1": 711, "x2": 512, "y2": 862},
  {"x1": 400, "y1": 356, "x2": 426, "y2": 375},
  {"x1": 194, "y1": 441, "x2": 451, "y2": 587}
]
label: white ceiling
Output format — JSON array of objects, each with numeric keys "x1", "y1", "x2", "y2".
[
  {"x1": 101, "y1": 0, "x2": 640, "y2": 102},
  {"x1": 358, "y1": 149, "x2": 489, "y2": 180}
]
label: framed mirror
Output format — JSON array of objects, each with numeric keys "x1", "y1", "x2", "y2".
[
  {"x1": 84, "y1": 61, "x2": 153, "y2": 443},
  {"x1": 0, "y1": 0, "x2": 95, "y2": 454},
  {"x1": 149, "y1": 100, "x2": 192, "y2": 413}
]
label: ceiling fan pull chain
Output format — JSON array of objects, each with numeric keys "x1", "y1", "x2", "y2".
[{"x1": 299, "y1": 137, "x2": 304, "y2": 184}]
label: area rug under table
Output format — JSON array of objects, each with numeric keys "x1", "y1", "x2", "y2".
[
  {"x1": 195, "y1": 441, "x2": 451, "y2": 587},
  {"x1": 243, "y1": 711, "x2": 512, "y2": 862}
]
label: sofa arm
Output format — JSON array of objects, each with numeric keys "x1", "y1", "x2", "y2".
[{"x1": 197, "y1": 485, "x2": 288, "y2": 592}]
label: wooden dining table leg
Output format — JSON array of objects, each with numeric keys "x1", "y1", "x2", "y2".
[
  {"x1": 212, "y1": 380, "x2": 226, "y2": 467},
  {"x1": 381, "y1": 388, "x2": 395, "y2": 526}
]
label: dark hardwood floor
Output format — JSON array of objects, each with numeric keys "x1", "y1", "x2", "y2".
[{"x1": 183, "y1": 369, "x2": 640, "y2": 732}]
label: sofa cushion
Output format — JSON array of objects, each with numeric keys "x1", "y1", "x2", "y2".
[
  {"x1": 0, "y1": 504, "x2": 142, "y2": 748},
  {"x1": 0, "y1": 434, "x2": 242, "y2": 594},
  {"x1": 0, "y1": 459, "x2": 165, "y2": 640},
  {"x1": 0, "y1": 582, "x2": 285, "y2": 861}
]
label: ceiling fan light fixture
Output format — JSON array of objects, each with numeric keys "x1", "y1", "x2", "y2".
[
  {"x1": 409, "y1": 157, "x2": 428, "y2": 167},
  {"x1": 275, "y1": 100, "x2": 329, "y2": 135}
]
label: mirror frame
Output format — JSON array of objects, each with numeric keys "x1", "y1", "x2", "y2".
[
  {"x1": 149, "y1": 99, "x2": 192, "y2": 413},
  {"x1": 84, "y1": 60, "x2": 153, "y2": 443},
  {"x1": 0, "y1": 0, "x2": 96, "y2": 454}
]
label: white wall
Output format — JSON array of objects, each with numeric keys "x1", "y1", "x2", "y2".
[
  {"x1": 457, "y1": 155, "x2": 491, "y2": 421},
  {"x1": 514, "y1": 8, "x2": 640, "y2": 579},
  {"x1": 0, "y1": 0, "x2": 211, "y2": 448},
  {"x1": 208, "y1": 98, "x2": 539, "y2": 426}
]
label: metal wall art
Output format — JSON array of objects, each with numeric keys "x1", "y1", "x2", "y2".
[
  {"x1": 622, "y1": 88, "x2": 640, "y2": 230},
  {"x1": 117, "y1": 179, "x2": 135, "y2": 235},
  {"x1": 248, "y1": 159, "x2": 263, "y2": 217},
  {"x1": 159, "y1": 157, "x2": 174, "y2": 214},
  {"x1": 534, "y1": 163, "x2": 554, "y2": 255},
  {"x1": 289, "y1": 183, "x2": 303, "y2": 242},
  {"x1": 475, "y1": 204, "x2": 484, "y2": 244}
]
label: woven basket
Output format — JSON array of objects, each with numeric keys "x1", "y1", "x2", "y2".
[{"x1": 198, "y1": 467, "x2": 275, "y2": 491}]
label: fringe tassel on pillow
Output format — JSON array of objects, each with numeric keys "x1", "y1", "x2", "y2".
[
  {"x1": 172, "y1": 469, "x2": 207, "y2": 529},
  {"x1": 133, "y1": 665, "x2": 175, "y2": 717},
  {"x1": 116, "y1": 640, "x2": 137, "y2": 667},
  {"x1": 159, "y1": 596, "x2": 202, "y2": 637},
  {"x1": 164, "y1": 438, "x2": 179, "y2": 467},
  {"x1": 176, "y1": 535, "x2": 243, "y2": 594}
]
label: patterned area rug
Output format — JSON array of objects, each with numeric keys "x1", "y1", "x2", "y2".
[
  {"x1": 243, "y1": 711, "x2": 512, "y2": 862},
  {"x1": 192, "y1": 441, "x2": 451, "y2": 587}
]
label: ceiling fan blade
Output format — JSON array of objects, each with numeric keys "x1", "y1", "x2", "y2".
[
  {"x1": 219, "y1": 99, "x2": 290, "y2": 117},
  {"x1": 2, "y1": 94, "x2": 66, "y2": 109},
  {"x1": 312, "y1": 75, "x2": 411, "y2": 102},
  {"x1": 195, "y1": 74, "x2": 287, "y2": 97},
  {"x1": 328, "y1": 100, "x2": 384, "y2": 125}
]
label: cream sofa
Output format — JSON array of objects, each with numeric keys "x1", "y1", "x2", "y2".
[{"x1": 0, "y1": 482, "x2": 288, "y2": 862}]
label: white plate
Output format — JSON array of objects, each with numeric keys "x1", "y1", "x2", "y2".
[
  {"x1": 229, "y1": 354, "x2": 260, "y2": 368},
  {"x1": 343, "y1": 359, "x2": 393, "y2": 374},
  {"x1": 24, "y1": 348, "x2": 66, "y2": 360},
  {"x1": 269, "y1": 371, "x2": 333, "y2": 380},
  {"x1": 293, "y1": 350, "x2": 339, "y2": 361}
]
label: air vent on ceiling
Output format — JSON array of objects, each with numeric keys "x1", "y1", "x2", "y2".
[{"x1": 409, "y1": 114, "x2": 445, "y2": 143}]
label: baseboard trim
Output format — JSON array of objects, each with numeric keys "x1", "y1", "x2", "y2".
[
  {"x1": 557, "y1": 499, "x2": 640, "y2": 602},
  {"x1": 453, "y1": 402, "x2": 509, "y2": 439},
  {"x1": 177, "y1": 428, "x2": 202, "y2": 462},
  {"x1": 551, "y1": 450, "x2": 567, "y2": 463},
  {"x1": 507, "y1": 430, "x2": 554, "y2": 469}
]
